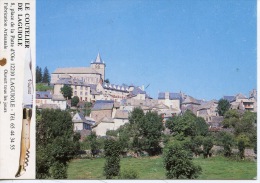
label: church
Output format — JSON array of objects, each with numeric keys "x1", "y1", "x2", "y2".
[
  {"x1": 51, "y1": 53, "x2": 148, "y2": 103},
  {"x1": 51, "y1": 53, "x2": 106, "y2": 85}
]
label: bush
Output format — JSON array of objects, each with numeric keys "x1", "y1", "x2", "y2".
[
  {"x1": 50, "y1": 162, "x2": 67, "y2": 179},
  {"x1": 103, "y1": 138, "x2": 121, "y2": 179},
  {"x1": 119, "y1": 168, "x2": 139, "y2": 179},
  {"x1": 163, "y1": 141, "x2": 202, "y2": 179}
]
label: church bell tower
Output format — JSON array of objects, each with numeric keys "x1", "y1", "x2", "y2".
[{"x1": 91, "y1": 53, "x2": 106, "y2": 81}]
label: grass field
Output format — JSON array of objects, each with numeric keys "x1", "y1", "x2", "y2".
[{"x1": 67, "y1": 156, "x2": 257, "y2": 179}]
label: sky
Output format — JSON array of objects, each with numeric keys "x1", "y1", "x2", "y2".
[{"x1": 37, "y1": 0, "x2": 257, "y2": 101}]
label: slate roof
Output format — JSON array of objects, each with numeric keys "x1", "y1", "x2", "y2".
[
  {"x1": 210, "y1": 116, "x2": 224, "y2": 123},
  {"x1": 53, "y1": 67, "x2": 100, "y2": 74},
  {"x1": 223, "y1": 96, "x2": 235, "y2": 102},
  {"x1": 196, "y1": 100, "x2": 217, "y2": 111},
  {"x1": 39, "y1": 104, "x2": 59, "y2": 109},
  {"x1": 235, "y1": 93, "x2": 247, "y2": 99},
  {"x1": 197, "y1": 109, "x2": 209, "y2": 116},
  {"x1": 73, "y1": 113, "x2": 94, "y2": 125},
  {"x1": 182, "y1": 95, "x2": 201, "y2": 105},
  {"x1": 114, "y1": 110, "x2": 129, "y2": 119},
  {"x1": 103, "y1": 83, "x2": 128, "y2": 92},
  {"x1": 72, "y1": 113, "x2": 86, "y2": 123},
  {"x1": 92, "y1": 53, "x2": 105, "y2": 64},
  {"x1": 92, "y1": 116, "x2": 114, "y2": 128},
  {"x1": 55, "y1": 78, "x2": 89, "y2": 86},
  {"x1": 52, "y1": 94, "x2": 66, "y2": 101},
  {"x1": 92, "y1": 100, "x2": 114, "y2": 110},
  {"x1": 158, "y1": 92, "x2": 182, "y2": 100},
  {"x1": 36, "y1": 91, "x2": 52, "y2": 99}
]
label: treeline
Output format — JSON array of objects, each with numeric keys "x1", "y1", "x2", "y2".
[
  {"x1": 36, "y1": 66, "x2": 50, "y2": 84},
  {"x1": 36, "y1": 107, "x2": 257, "y2": 179}
]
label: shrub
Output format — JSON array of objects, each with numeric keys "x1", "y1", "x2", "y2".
[
  {"x1": 163, "y1": 141, "x2": 202, "y2": 179},
  {"x1": 119, "y1": 168, "x2": 139, "y2": 179},
  {"x1": 51, "y1": 162, "x2": 67, "y2": 179},
  {"x1": 103, "y1": 138, "x2": 121, "y2": 179}
]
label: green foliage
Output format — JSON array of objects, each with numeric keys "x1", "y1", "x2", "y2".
[
  {"x1": 103, "y1": 138, "x2": 121, "y2": 179},
  {"x1": 195, "y1": 117, "x2": 209, "y2": 136},
  {"x1": 84, "y1": 102, "x2": 92, "y2": 116},
  {"x1": 238, "y1": 140, "x2": 245, "y2": 159},
  {"x1": 217, "y1": 99, "x2": 230, "y2": 116},
  {"x1": 219, "y1": 132, "x2": 234, "y2": 157},
  {"x1": 36, "y1": 66, "x2": 42, "y2": 83},
  {"x1": 119, "y1": 168, "x2": 139, "y2": 179},
  {"x1": 51, "y1": 162, "x2": 68, "y2": 179},
  {"x1": 166, "y1": 110, "x2": 208, "y2": 138},
  {"x1": 104, "y1": 79, "x2": 110, "y2": 84},
  {"x1": 222, "y1": 109, "x2": 240, "y2": 128},
  {"x1": 36, "y1": 83, "x2": 53, "y2": 91},
  {"x1": 190, "y1": 136, "x2": 204, "y2": 156},
  {"x1": 140, "y1": 111, "x2": 164, "y2": 155},
  {"x1": 203, "y1": 137, "x2": 213, "y2": 158},
  {"x1": 163, "y1": 141, "x2": 202, "y2": 179},
  {"x1": 128, "y1": 108, "x2": 164, "y2": 155},
  {"x1": 71, "y1": 96, "x2": 80, "y2": 107},
  {"x1": 42, "y1": 66, "x2": 50, "y2": 84},
  {"x1": 60, "y1": 84, "x2": 73, "y2": 99},
  {"x1": 234, "y1": 111, "x2": 256, "y2": 137},
  {"x1": 166, "y1": 110, "x2": 197, "y2": 138},
  {"x1": 36, "y1": 109, "x2": 79, "y2": 179},
  {"x1": 106, "y1": 130, "x2": 118, "y2": 137}
]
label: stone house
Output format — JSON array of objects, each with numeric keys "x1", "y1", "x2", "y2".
[
  {"x1": 92, "y1": 117, "x2": 115, "y2": 136},
  {"x1": 36, "y1": 91, "x2": 67, "y2": 110},
  {"x1": 72, "y1": 112, "x2": 93, "y2": 131},
  {"x1": 158, "y1": 92, "x2": 182, "y2": 112},
  {"x1": 196, "y1": 100, "x2": 218, "y2": 122},
  {"x1": 90, "y1": 100, "x2": 115, "y2": 123},
  {"x1": 113, "y1": 110, "x2": 129, "y2": 129}
]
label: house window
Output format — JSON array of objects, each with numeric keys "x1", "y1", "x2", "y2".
[
  {"x1": 80, "y1": 86, "x2": 83, "y2": 90},
  {"x1": 74, "y1": 85, "x2": 77, "y2": 89},
  {"x1": 80, "y1": 91, "x2": 83, "y2": 95},
  {"x1": 74, "y1": 91, "x2": 77, "y2": 96},
  {"x1": 85, "y1": 92, "x2": 88, "y2": 95}
]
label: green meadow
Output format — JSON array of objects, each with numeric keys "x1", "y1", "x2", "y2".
[{"x1": 67, "y1": 156, "x2": 257, "y2": 180}]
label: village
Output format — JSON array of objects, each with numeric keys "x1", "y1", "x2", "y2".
[{"x1": 35, "y1": 53, "x2": 257, "y2": 139}]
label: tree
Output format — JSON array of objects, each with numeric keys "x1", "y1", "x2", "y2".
[
  {"x1": 104, "y1": 79, "x2": 110, "y2": 84},
  {"x1": 36, "y1": 109, "x2": 79, "y2": 179},
  {"x1": 222, "y1": 109, "x2": 240, "y2": 128},
  {"x1": 190, "y1": 136, "x2": 204, "y2": 157},
  {"x1": 84, "y1": 102, "x2": 92, "y2": 116},
  {"x1": 194, "y1": 117, "x2": 209, "y2": 136},
  {"x1": 71, "y1": 96, "x2": 79, "y2": 107},
  {"x1": 163, "y1": 141, "x2": 202, "y2": 179},
  {"x1": 103, "y1": 138, "x2": 121, "y2": 179},
  {"x1": 238, "y1": 140, "x2": 245, "y2": 159},
  {"x1": 36, "y1": 66, "x2": 42, "y2": 83},
  {"x1": 217, "y1": 99, "x2": 230, "y2": 116},
  {"x1": 128, "y1": 108, "x2": 164, "y2": 156},
  {"x1": 88, "y1": 132, "x2": 100, "y2": 157},
  {"x1": 42, "y1": 66, "x2": 50, "y2": 84},
  {"x1": 128, "y1": 107, "x2": 145, "y2": 154},
  {"x1": 234, "y1": 111, "x2": 256, "y2": 137},
  {"x1": 140, "y1": 111, "x2": 164, "y2": 155},
  {"x1": 60, "y1": 84, "x2": 73, "y2": 99},
  {"x1": 166, "y1": 110, "x2": 197, "y2": 138},
  {"x1": 220, "y1": 132, "x2": 234, "y2": 157},
  {"x1": 202, "y1": 137, "x2": 213, "y2": 158}
]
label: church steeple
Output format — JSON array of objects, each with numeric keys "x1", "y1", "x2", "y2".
[
  {"x1": 93, "y1": 53, "x2": 105, "y2": 64},
  {"x1": 91, "y1": 53, "x2": 106, "y2": 81}
]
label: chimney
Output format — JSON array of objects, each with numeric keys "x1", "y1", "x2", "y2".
[{"x1": 165, "y1": 92, "x2": 170, "y2": 99}]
